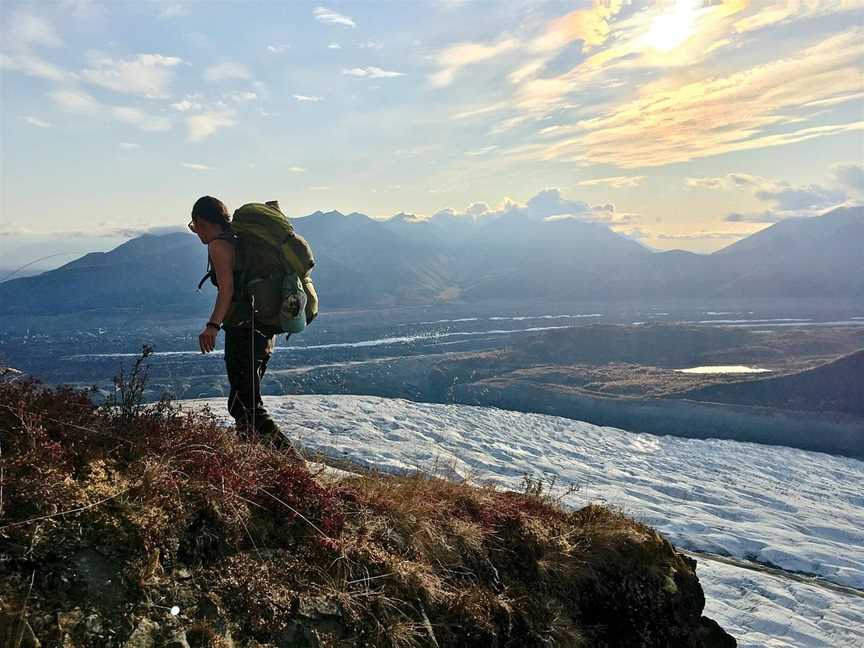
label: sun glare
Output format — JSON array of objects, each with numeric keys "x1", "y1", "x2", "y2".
[{"x1": 644, "y1": 0, "x2": 698, "y2": 52}]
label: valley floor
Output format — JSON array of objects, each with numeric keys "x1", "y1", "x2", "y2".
[{"x1": 186, "y1": 394, "x2": 864, "y2": 648}]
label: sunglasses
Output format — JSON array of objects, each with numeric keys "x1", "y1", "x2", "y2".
[{"x1": 188, "y1": 219, "x2": 197, "y2": 233}]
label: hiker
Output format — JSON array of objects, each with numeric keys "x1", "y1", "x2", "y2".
[{"x1": 189, "y1": 195, "x2": 285, "y2": 444}]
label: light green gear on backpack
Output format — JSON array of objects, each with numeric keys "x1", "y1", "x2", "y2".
[{"x1": 222, "y1": 201, "x2": 319, "y2": 334}]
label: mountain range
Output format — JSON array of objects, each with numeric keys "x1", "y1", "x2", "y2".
[{"x1": 0, "y1": 205, "x2": 861, "y2": 317}]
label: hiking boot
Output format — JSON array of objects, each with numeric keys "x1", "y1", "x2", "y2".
[
  {"x1": 256, "y1": 420, "x2": 303, "y2": 460},
  {"x1": 235, "y1": 422, "x2": 255, "y2": 442},
  {"x1": 262, "y1": 431, "x2": 302, "y2": 458}
]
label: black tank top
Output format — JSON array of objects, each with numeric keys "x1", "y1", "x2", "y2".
[{"x1": 206, "y1": 229, "x2": 239, "y2": 289}]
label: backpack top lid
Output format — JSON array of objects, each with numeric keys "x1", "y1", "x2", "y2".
[
  {"x1": 233, "y1": 202, "x2": 292, "y2": 233},
  {"x1": 232, "y1": 202, "x2": 315, "y2": 277}
]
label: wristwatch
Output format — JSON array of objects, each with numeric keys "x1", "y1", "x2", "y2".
[{"x1": 206, "y1": 322, "x2": 221, "y2": 331}]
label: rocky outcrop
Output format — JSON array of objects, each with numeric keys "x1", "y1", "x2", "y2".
[{"x1": 1, "y1": 535, "x2": 734, "y2": 648}]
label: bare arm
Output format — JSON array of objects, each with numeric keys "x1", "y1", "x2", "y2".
[{"x1": 208, "y1": 238, "x2": 235, "y2": 326}]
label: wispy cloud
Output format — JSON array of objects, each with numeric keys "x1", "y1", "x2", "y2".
[
  {"x1": 528, "y1": 0, "x2": 749, "y2": 93},
  {"x1": 716, "y1": 166, "x2": 856, "y2": 223},
  {"x1": 0, "y1": 53, "x2": 67, "y2": 81},
  {"x1": 182, "y1": 162, "x2": 212, "y2": 171},
  {"x1": 313, "y1": 7, "x2": 355, "y2": 28},
  {"x1": 50, "y1": 89, "x2": 101, "y2": 113},
  {"x1": 4, "y1": 9, "x2": 63, "y2": 49},
  {"x1": 465, "y1": 145, "x2": 499, "y2": 157},
  {"x1": 225, "y1": 91, "x2": 257, "y2": 102},
  {"x1": 159, "y1": 4, "x2": 189, "y2": 19},
  {"x1": 343, "y1": 66, "x2": 404, "y2": 79},
  {"x1": 578, "y1": 175, "x2": 646, "y2": 188},
  {"x1": 267, "y1": 44, "x2": 289, "y2": 53},
  {"x1": 532, "y1": 1, "x2": 624, "y2": 53},
  {"x1": 430, "y1": 38, "x2": 518, "y2": 87},
  {"x1": 832, "y1": 163, "x2": 864, "y2": 199},
  {"x1": 48, "y1": 88, "x2": 173, "y2": 132},
  {"x1": 0, "y1": 224, "x2": 37, "y2": 237},
  {"x1": 328, "y1": 42, "x2": 342, "y2": 50},
  {"x1": 204, "y1": 62, "x2": 251, "y2": 81},
  {"x1": 359, "y1": 40, "x2": 383, "y2": 49},
  {"x1": 22, "y1": 115, "x2": 52, "y2": 128},
  {"x1": 724, "y1": 211, "x2": 785, "y2": 224},
  {"x1": 431, "y1": 1, "x2": 622, "y2": 90},
  {"x1": 81, "y1": 53, "x2": 182, "y2": 97},
  {"x1": 186, "y1": 111, "x2": 235, "y2": 141},
  {"x1": 293, "y1": 94, "x2": 324, "y2": 102},
  {"x1": 657, "y1": 230, "x2": 751, "y2": 241},
  {"x1": 445, "y1": 1, "x2": 860, "y2": 173},
  {"x1": 540, "y1": 29, "x2": 864, "y2": 168},
  {"x1": 288, "y1": 166, "x2": 305, "y2": 172},
  {"x1": 430, "y1": 188, "x2": 632, "y2": 225},
  {"x1": 119, "y1": 142, "x2": 139, "y2": 149},
  {"x1": 60, "y1": 0, "x2": 107, "y2": 23},
  {"x1": 753, "y1": 183, "x2": 846, "y2": 211},
  {"x1": 436, "y1": 0, "x2": 467, "y2": 9},
  {"x1": 171, "y1": 98, "x2": 202, "y2": 111},
  {"x1": 0, "y1": 222, "x2": 187, "y2": 239},
  {"x1": 801, "y1": 91, "x2": 864, "y2": 110},
  {"x1": 1, "y1": 11, "x2": 67, "y2": 82},
  {"x1": 732, "y1": 1, "x2": 856, "y2": 35},
  {"x1": 685, "y1": 166, "x2": 856, "y2": 223},
  {"x1": 111, "y1": 106, "x2": 171, "y2": 131},
  {"x1": 685, "y1": 173, "x2": 762, "y2": 190},
  {"x1": 452, "y1": 103, "x2": 509, "y2": 120}
]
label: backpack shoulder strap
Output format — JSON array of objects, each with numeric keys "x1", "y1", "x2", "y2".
[{"x1": 214, "y1": 229, "x2": 238, "y2": 244}]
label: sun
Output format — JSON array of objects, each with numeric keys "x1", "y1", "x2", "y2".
[{"x1": 644, "y1": 0, "x2": 698, "y2": 52}]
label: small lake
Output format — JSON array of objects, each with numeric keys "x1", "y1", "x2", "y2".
[{"x1": 676, "y1": 365, "x2": 772, "y2": 375}]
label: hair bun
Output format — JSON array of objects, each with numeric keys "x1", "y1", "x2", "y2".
[{"x1": 192, "y1": 196, "x2": 231, "y2": 229}]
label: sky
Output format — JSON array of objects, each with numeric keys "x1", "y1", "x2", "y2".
[{"x1": 1, "y1": 0, "x2": 862, "y2": 271}]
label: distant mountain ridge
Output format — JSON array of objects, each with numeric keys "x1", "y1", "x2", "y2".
[{"x1": 0, "y1": 205, "x2": 861, "y2": 316}]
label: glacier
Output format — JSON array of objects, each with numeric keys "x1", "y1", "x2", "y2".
[{"x1": 186, "y1": 394, "x2": 864, "y2": 648}]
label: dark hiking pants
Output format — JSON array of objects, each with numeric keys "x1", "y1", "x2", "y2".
[{"x1": 224, "y1": 325, "x2": 280, "y2": 438}]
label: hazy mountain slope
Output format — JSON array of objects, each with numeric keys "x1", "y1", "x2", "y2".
[
  {"x1": 289, "y1": 210, "x2": 453, "y2": 303},
  {"x1": 715, "y1": 205, "x2": 863, "y2": 258},
  {"x1": 678, "y1": 348, "x2": 864, "y2": 414},
  {"x1": 0, "y1": 232, "x2": 210, "y2": 315},
  {"x1": 458, "y1": 218, "x2": 654, "y2": 300},
  {"x1": 1, "y1": 205, "x2": 861, "y2": 316},
  {"x1": 710, "y1": 206, "x2": 864, "y2": 298},
  {"x1": 0, "y1": 211, "x2": 453, "y2": 314},
  {"x1": 629, "y1": 249, "x2": 718, "y2": 298},
  {"x1": 380, "y1": 212, "x2": 449, "y2": 246}
]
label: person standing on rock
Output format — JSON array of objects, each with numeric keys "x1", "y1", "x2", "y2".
[{"x1": 188, "y1": 195, "x2": 286, "y2": 446}]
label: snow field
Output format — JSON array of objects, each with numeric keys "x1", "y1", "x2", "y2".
[{"x1": 699, "y1": 560, "x2": 864, "y2": 648}]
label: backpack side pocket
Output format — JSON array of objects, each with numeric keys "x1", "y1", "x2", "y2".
[{"x1": 279, "y1": 272, "x2": 308, "y2": 334}]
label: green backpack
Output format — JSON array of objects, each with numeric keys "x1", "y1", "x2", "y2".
[{"x1": 199, "y1": 201, "x2": 319, "y2": 335}]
